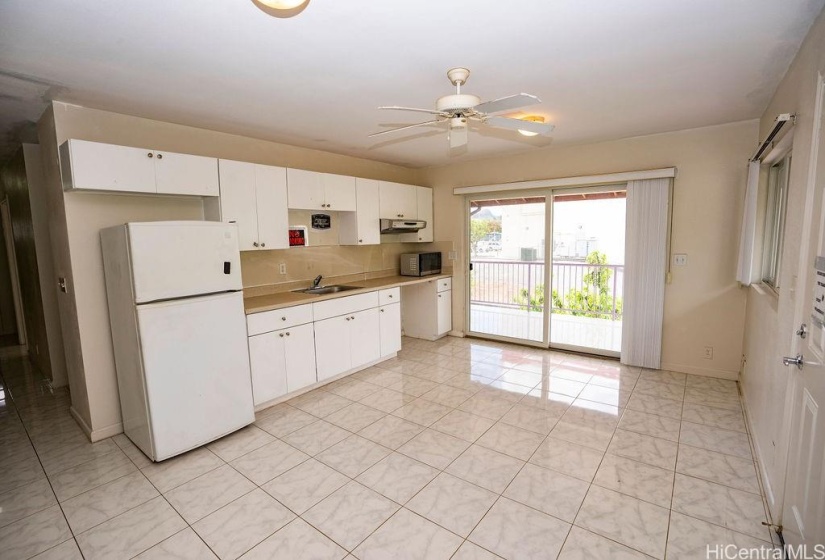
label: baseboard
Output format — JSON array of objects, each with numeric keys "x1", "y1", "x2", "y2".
[
  {"x1": 739, "y1": 378, "x2": 780, "y2": 523},
  {"x1": 447, "y1": 330, "x2": 465, "y2": 338},
  {"x1": 69, "y1": 406, "x2": 123, "y2": 443},
  {"x1": 660, "y1": 362, "x2": 739, "y2": 380}
]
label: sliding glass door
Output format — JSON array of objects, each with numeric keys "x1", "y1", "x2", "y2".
[
  {"x1": 468, "y1": 195, "x2": 548, "y2": 344},
  {"x1": 549, "y1": 188, "x2": 626, "y2": 356},
  {"x1": 466, "y1": 186, "x2": 626, "y2": 356}
]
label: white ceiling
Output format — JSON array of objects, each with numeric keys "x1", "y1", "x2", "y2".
[{"x1": 0, "y1": 0, "x2": 822, "y2": 168}]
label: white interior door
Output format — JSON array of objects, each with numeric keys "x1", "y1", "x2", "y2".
[
  {"x1": 782, "y1": 75, "x2": 825, "y2": 547},
  {"x1": 137, "y1": 291, "x2": 253, "y2": 460}
]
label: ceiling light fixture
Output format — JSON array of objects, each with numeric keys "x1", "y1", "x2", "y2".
[
  {"x1": 252, "y1": 0, "x2": 310, "y2": 18},
  {"x1": 517, "y1": 116, "x2": 545, "y2": 137}
]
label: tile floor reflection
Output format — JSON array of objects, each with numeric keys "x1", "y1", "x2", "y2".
[{"x1": 0, "y1": 338, "x2": 779, "y2": 559}]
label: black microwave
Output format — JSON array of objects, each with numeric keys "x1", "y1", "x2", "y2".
[{"x1": 400, "y1": 252, "x2": 442, "y2": 277}]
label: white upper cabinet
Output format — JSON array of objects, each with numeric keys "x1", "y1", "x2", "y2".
[
  {"x1": 340, "y1": 178, "x2": 380, "y2": 246},
  {"x1": 379, "y1": 181, "x2": 418, "y2": 219},
  {"x1": 59, "y1": 139, "x2": 218, "y2": 196},
  {"x1": 154, "y1": 152, "x2": 219, "y2": 196},
  {"x1": 254, "y1": 164, "x2": 290, "y2": 250},
  {"x1": 401, "y1": 187, "x2": 434, "y2": 243},
  {"x1": 206, "y1": 160, "x2": 289, "y2": 251},
  {"x1": 287, "y1": 168, "x2": 356, "y2": 211}
]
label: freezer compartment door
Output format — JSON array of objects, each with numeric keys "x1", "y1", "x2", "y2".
[
  {"x1": 127, "y1": 221, "x2": 242, "y2": 303},
  {"x1": 137, "y1": 291, "x2": 254, "y2": 460}
]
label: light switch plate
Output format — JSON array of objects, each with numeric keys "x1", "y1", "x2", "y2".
[
  {"x1": 279, "y1": 263, "x2": 287, "y2": 275},
  {"x1": 674, "y1": 254, "x2": 688, "y2": 266},
  {"x1": 448, "y1": 251, "x2": 457, "y2": 261}
]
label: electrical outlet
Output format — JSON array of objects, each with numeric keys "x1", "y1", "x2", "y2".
[
  {"x1": 703, "y1": 346, "x2": 714, "y2": 360},
  {"x1": 448, "y1": 251, "x2": 457, "y2": 261},
  {"x1": 674, "y1": 254, "x2": 688, "y2": 266},
  {"x1": 279, "y1": 263, "x2": 287, "y2": 275}
]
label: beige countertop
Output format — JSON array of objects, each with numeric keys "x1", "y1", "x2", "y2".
[{"x1": 243, "y1": 273, "x2": 453, "y2": 314}]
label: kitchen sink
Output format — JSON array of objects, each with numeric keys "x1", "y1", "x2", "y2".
[{"x1": 293, "y1": 285, "x2": 363, "y2": 295}]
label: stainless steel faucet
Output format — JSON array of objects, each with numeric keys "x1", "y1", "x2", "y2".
[{"x1": 311, "y1": 275, "x2": 323, "y2": 289}]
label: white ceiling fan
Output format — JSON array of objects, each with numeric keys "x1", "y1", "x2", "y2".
[{"x1": 370, "y1": 67, "x2": 555, "y2": 149}]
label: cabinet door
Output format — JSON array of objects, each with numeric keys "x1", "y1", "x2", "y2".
[
  {"x1": 218, "y1": 160, "x2": 259, "y2": 251},
  {"x1": 350, "y1": 307, "x2": 381, "y2": 369},
  {"x1": 254, "y1": 164, "x2": 289, "y2": 250},
  {"x1": 284, "y1": 323, "x2": 317, "y2": 392},
  {"x1": 401, "y1": 187, "x2": 433, "y2": 242},
  {"x1": 323, "y1": 173, "x2": 357, "y2": 212},
  {"x1": 379, "y1": 181, "x2": 417, "y2": 218},
  {"x1": 340, "y1": 178, "x2": 380, "y2": 246},
  {"x1": 64, "y1": 139, "x2": 156, "y2": 193},
  {"x1": 287, "y1": 168, "x2": 325, "y2": 210},
  {"x1": 379, "y1": 303, "x2": 401, "y2": 357},
  {"x1": 314, "y1": 315, "x2": 352, "y2": 381},
  {"x1": 248, "y1": 331, "x2": 288, "y2": 406},
  {"x1": 436, "y1": 289, "x2": 452, "y2": 336},
  {"x1": 155, "y1": 151, "x2": 219, "y2": 196}
]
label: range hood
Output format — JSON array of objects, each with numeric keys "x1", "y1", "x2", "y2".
[{"x1": 380, "y1": 218, "x2": 427, "y2": 234}]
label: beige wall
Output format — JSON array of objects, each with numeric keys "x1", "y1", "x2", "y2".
[
  {"x1": 39, "y1": 102, "x2": 423, "y2": 439},
  {"x1": 421, "y1": 120, "x2": 758, "y2": 378},
  {"x1": 740, "y1": 8, "x2": 825, "y2": 515}
]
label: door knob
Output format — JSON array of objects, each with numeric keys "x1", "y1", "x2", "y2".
[{"x1": 783, "y1": 354, "x2": 804, "y2": 369}]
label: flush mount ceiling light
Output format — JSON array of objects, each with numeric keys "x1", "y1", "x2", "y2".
[
  {"x1": 252, "y1": 0, "x2": 310, "y2": 18},
  {"x1": 517, "y1": 116, "x2": 546, "y2": 137}
]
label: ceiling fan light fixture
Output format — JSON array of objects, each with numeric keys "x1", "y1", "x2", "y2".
[
  {"x1": 252, "y1": 0, "x2": 310, "y2": 18},
  {"x1": 518, "y1": 116, "x2": 545, "y2": 137}
]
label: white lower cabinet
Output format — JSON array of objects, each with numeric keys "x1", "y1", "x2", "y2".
[
  {"x1": 315, "y1": 307, "x2": 381, "y2": 381},
  {"x1": 401, "y1": 277, "x2": 452, "y2": 340},
  {"x1": 248, "y1": 322, "x2": 316, "y2": 406},
  {"x1": 314, "y1": 314, "x2": 353, "y2": 381},
  {"x1": 380, "y1": 302, "x2": 402, "y2": 356},
  {"x1": 246, "y1": 282, "x2": 448, "y2": 405}
]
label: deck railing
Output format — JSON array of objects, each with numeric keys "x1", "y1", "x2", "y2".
[{"x1": 469, "y1": 259, "x2": 624, "y2": 321}]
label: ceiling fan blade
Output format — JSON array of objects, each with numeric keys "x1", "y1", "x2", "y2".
[
  {"x1": 449, "y1": 126, "x2": 468, "y2": 149},
  {"x1": 378, "y1": 106, "x2": 448, "y2": 116},
  {"x1": 485, "y1": 116, "x2": 555, "y2": 136},
  {"x1": 473, "y1": 93, "x2": 541, "y2": 115},
  {"x1": 369, "y1": 120, "x2": 442, "y2": 137}
]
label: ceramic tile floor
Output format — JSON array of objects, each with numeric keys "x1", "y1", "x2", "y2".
[{"x1": 0, "y1": 337, "x2": 781, "y2": 559}]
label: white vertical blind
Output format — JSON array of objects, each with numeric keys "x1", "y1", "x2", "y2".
[
  {"x1": 621, "y1": 178, "x2": 671, "y2": 369},
  {"x1": 736, "y1": 161, "x2": 761, "y2": 285}
]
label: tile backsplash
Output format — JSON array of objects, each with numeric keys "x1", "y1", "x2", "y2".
[{"x1": 240, "y1": 240, "x2": 454, "y2": 290}]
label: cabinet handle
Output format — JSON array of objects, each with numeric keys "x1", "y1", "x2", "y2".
[
  {"x1": 253, "y1": 242, "x2": 259, "y2": 247},
  {"x1": 147, "y1": 152, "x2": 154, "y2": 158},
  {"x1": 358, "y1": 239, "x2": 363, "y2": 243},
  {"x1": 285, "y1": 332, "x2": 290, "y2": 336},
  {"x1": 350, "y1": 316, "x2": 355, "y2": 320},
  {"x1": 281, "y1": 317, "x2": 286, "y2": 321},
  {"x1": 438, "y1": 294, "x2": 442, "y2": 298},
  {"x1": 345, "y1": 317, "x2": 350, "y2": 321},
  {"x1": 261, "y1": 242, "x2": 266, "y2": 247},
  {"x1": 380, "y1": 309, "x2": 384, "y2": 313},
  {"x1": 156, "y1": 153, "x2": 163, "y2": 159},
  {"x1": 279, "y1": 333, "x2": 284, "y2": 338}
]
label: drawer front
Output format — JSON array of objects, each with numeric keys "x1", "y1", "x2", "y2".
[
  {"x1": 313, "y1": 291, "x2": 380, "y2": 321},
  {"x1": 378, "y1": 287, "x2": 400, "y2": 306},
  {"x1": 436, "y1": 278, "x2": 452, "y2": 293},
  {"x1": 247, "y1": 304, "x2": 313, "y2": 336}
]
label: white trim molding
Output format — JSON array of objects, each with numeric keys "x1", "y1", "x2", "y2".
[{"x1": 453, "y1": 167, "x2": 677, "y2": 195}]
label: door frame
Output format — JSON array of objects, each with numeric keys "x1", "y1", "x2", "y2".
[
  {"x1": 463, "y1": 184, "x2": 627, "y2": 357},
  {"x1": 547, "y1": 184, "x2": 627, "y2": 359},
  {"x1": 0, "y1": 199, "x2": 26, "y2": 346}
]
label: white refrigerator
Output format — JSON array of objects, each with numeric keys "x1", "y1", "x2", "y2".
[{"x1": 101, "y1": 221, "x2": 254, "y2": 461}]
